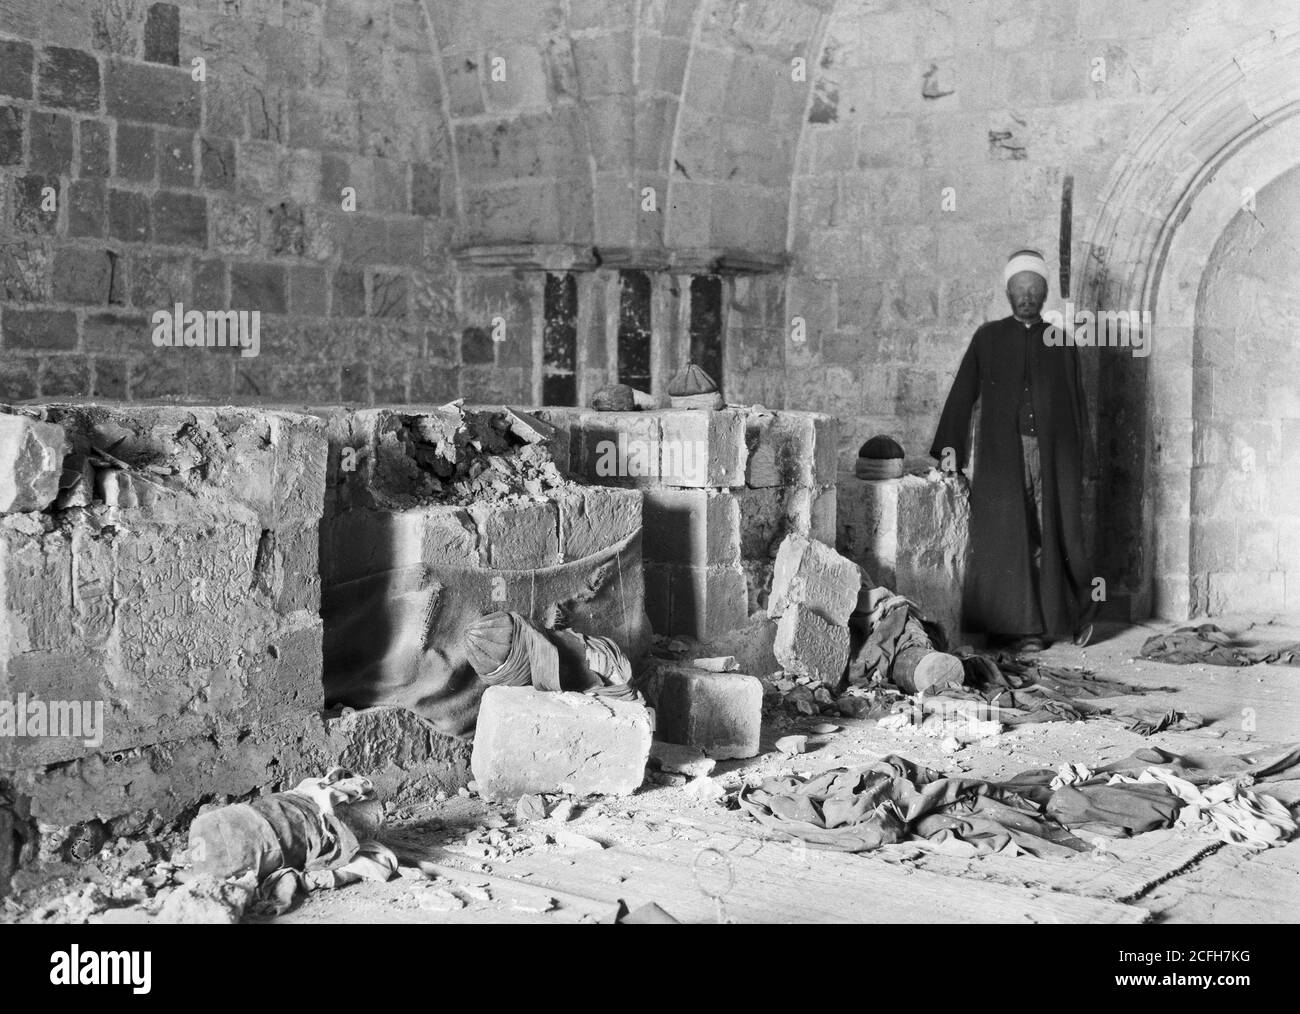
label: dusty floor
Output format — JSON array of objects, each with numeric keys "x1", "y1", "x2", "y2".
[
  {"x1": 256, "y1": 618, "x2": 1300, "y2": 925},
  {"x1": 51, "y1": 617, "x2": 1300, "y2": 925}
]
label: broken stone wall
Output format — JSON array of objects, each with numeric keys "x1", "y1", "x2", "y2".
[
  {"x1": 534, "y1": 405, "x2": 836, "y2": 640},
  {"x1": 318, "y1": 404, "x2": 651, "y2": 737},
  {"x1": 838, "y1": 470, "x2": 969, "y2": 644},
  {"x1": 0, "y1": 402, "x2": 329, "y2": 831}
]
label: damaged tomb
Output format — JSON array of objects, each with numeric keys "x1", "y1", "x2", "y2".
[{"x1": 2, "y1": 0, "x2": 1300, "y2": 942}]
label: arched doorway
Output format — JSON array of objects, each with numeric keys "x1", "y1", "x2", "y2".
[{"x1": 1076, "y1": 27, "x2": 1300, "y2": 619}]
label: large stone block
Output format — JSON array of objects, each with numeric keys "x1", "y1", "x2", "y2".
[
  {"x1": 838, "y1": 472, "x2": 969, "y2": 642},
  {"x1": 0, "y1": 413, "x2": 68, "y2": 513},
  {"x1": 642, "y1": 488, "x2": 740, "y2": 566},
  {"x1": 668, "y1": 562, "x2": 748, "y2": 640},
  {"x1": 638, "y1": 665, "x2": 761, "y2": 759},
  {"x1": 743, "y1": 410, "x2": 837, "y2": 489},
  {"x1": 774, "y1": 605, "x2": 850, "y2": 686},
  {"x1": 769, "y1": 534, "x2": 861, "y2": 626},
  {"x1": 468, "y1": 498, "x2": 560, "y2": 569},
  {"x1": 656, "y1": 409, "x2": 747, "y2": 488},
  {"x1": 573, "y1": 410, "x2": 663, "y2": 487},
  {"x1": 470, "y1": 685, "x2": 652, "y2": 800},
  {"x1": 557, "y1": 485, "x2": 641, "y2": 562},
  {"x1": 0, "y1": 403, "x2": 327, "y2": 771},
  {"x1": 0, "y1": 511, "x2": 324, "y2": 769}
]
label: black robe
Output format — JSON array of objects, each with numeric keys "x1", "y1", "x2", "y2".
[{"x1": 930, "y1": 316, "x2": 1094, "y2": 638}]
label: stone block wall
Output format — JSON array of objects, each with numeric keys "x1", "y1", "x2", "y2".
[
  {"x1": 0, "y1": 401, "x2": 331, "y2": 834},
  {"x1": 838, "y1": 470, "x2": 970, "y2": 644},
  {"x1": 0, "y1": 0, "x2": 459, "y2": 405},
  {"x1": 318, "y1": 405, "x2": 650, "y2": 736},
  {"x1": 535, "y1": 405, "x2": 837, "y2": 640}
]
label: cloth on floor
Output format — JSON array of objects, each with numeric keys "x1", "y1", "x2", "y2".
[
  {"x1": 1139, "y1": 624, "x2": 1300, "y2": 666},
  {"x1": 738, "y1": 755, "x2": 1160, "y2": 857},
  {"x1": 1105, "y1": 767, "x2": 1296, "y2": 849},
  {"x1": 738, "y1": 748, "x2": 1300, "y2": 857},
  {"x1": 939, "y1": 651, "x2": 1148, "y2": 724},
  {"x1": 1121, "y1": 707, "x2": 1202, "y2": 736}
]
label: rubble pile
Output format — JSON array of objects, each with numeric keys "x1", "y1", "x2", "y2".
[{"x1": 370, "y1": 404, "x2": 566, "y2": 508}]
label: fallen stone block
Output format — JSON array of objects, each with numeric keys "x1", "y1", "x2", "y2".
[
  {"x1": 769, "y1": 534, "x2": 862, "y2": 625},
  {"x1": 640, "y1": 665, "x2": 761, "y2": 759},
  {"x1": 0, "y1": 413, "x2": 69, "y2": 513},
  {"x1": 470, "y1": 685, "x2": 652, "y2": 800},
  {"x1": 774, "y1": 605, "x2": 850, "y2": 687}
]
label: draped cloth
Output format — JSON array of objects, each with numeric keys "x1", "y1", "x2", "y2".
[{"x1": 931, "y1": 316, "x2": 1095, "y2": 638}]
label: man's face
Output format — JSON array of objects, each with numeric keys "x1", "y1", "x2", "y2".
[{"x1": 1006, "y1": 272, "x2": 1047, "y2": 320}]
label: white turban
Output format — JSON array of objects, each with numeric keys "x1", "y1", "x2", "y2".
[{"x1": 1003, "y1": 249, "x2": 1050, "y2": 286}]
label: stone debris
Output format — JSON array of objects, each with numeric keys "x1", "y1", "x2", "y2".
[
  {"x1": 372, "y1": 403, "x2": 566, "y2": 507},
  {"x1": 648, "y1": 741, "x2": 717, "y2": 778},
  {"x1": 776, "y1": 735, "x2": 808, "y2": 755},
  {"x1": 471, "y1": 686, "x2": 653, "y2": 801},
  {"x1": 515, "y1": 794, "x2": 548, "y2": 823},
  {"x1": 0, "y1": 413, "x2": 69, "y2": 513}
]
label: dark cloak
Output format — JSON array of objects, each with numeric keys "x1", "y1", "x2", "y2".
[{"x1": 930, "y1": 316, "x2": 1094, "y2": 638}]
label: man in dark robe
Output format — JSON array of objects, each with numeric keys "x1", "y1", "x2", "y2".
[{"x1": 930, "y1": 249, "x2": 1095, "y2": 651}]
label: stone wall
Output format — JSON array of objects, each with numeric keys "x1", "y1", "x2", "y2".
[
  {"x1": 780, "y1": 0, "x2": 1300, "y2": 617},
  {"x1": 536, "y1": 405, "x2": 837, "y2": 639},
  {"x1": 1189, "y1": 164, "x2": 1300, "y2": 615},
  {"x1": 0, "y1": 0, "x2": 465, "y2": 404}
]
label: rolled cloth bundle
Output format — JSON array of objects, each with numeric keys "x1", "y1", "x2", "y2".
[
  {"x1": 466, "y1": 611, "x2": 637, "y2": 699},
  {"x1": 466, "y1": 611, "x2": 560, "y2": 690}
]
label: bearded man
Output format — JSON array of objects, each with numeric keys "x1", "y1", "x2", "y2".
[{"x1": 930, "y1": 249, "x2": 1096, "y2": 651}]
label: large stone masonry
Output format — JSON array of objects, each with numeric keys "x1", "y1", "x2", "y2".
[
  {"x1": 318, "y1": 406, "x2": 651, "y2": 738},
  {"x1": 838, "y1": 470, "x2": 971, "y2": 645},
  {"x1": 533, "y1": 406, "x2": 838, "y2": 642},
  {"x1": 0, "y1": 403, "x2": 326, "y2": 773}
]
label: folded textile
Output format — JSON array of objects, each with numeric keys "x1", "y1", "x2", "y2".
[{"x1": 1139, "y1": 624, "x2": 1300, "y2": 666}]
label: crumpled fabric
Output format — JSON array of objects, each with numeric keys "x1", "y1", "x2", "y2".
[
  {"x1": 1107, "y1": 767, "x2": 1297, "y2": 849},
  {"x1": 737, "y1": 748, "x2": 1300, "y2": 856},
  {"x1": 942, "y1": 651, "x2": 1148, "y2": 724},
  {"x1": 738, "y1": 756, "x2": 1096, "y2": 858},
  {"x1": 1139, "y1": 624, "x2": 1300, "y2": 666}
]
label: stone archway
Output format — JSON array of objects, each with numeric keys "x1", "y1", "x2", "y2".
[{"x1": 1077, "y1": 27, "x2": 1300, "y2": 619}]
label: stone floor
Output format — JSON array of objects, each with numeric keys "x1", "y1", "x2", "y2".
[{"x1": 253, "y1": 617, "x2": 1300, "y2": 925}]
